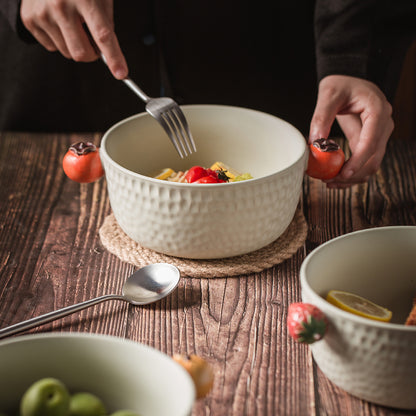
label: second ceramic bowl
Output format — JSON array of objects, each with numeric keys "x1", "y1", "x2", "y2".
[
  {"x1": 301, "y1": 226, "x2": 416, "y2": 409},
  {"x1": 0, "y1": 333, "x2": 195, "y2": 415}
]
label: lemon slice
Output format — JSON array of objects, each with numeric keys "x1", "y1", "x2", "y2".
[
  {"x1": 326, "y1": 290, "x2": 392, "y2": 322},
  {"x1": 154, "y1": 168, "x2": 175, "y2": 180},
  {"x1": 209, "y1": 162, "x2": 241, "y2": 180}
]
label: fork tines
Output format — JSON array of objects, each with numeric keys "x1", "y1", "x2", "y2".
[
  {"x1": 146, "y1": 97, "x2": 196, "y2": 158},
  {"x1": 160, "y1": 107, "x2": 196, "y2": 158}
]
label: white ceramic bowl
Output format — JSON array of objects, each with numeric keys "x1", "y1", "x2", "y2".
[
  {"x1": 0, "y1": 333, "x2": 195, "y2": 415},
  {"x1": 300, "y1": 226, "x2": 416, "y2": 409},
  {"x1": 100, "y1": 105, "x2": 308, "y2": 259}
]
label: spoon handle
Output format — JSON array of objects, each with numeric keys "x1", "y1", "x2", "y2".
[{"x1": 0, "y1": 294, "x2": 126, "y2": 340}]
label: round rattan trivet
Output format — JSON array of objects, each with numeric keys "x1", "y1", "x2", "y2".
[{"x1": 99, "y1": 207, "x2": 307, "y2": 278}]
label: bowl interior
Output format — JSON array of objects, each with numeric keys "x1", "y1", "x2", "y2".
[
  {"x1": 301, "y1": 227, "x2": 416, "y2": 325},
  {"x1": 0, "y1": 333, "x2": 195, "y2": 416},
  {"x1": 102, "y1": 105, "x2": 307, "y2": 179}
]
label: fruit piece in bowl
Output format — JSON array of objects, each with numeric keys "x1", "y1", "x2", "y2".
[
  {"x1": 153, "y1": 161, "x2": 253, "y2": 184},
  {"x1": 405, "y1": 294, "x2": 416, "y2": 325},
  {"x1": 326, "y1": 289, "x2": 393, "y2": 322}
]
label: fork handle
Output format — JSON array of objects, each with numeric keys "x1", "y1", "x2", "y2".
[
  {"x1": 122, "y1": 78, "x2": 151, "y2": 104},
  {"x1": 98, "y1": 51, "x2": 151, "y2": 104}
]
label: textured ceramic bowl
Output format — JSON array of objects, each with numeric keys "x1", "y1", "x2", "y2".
[
  {"x1": 100, "y1": 105, "x2": 308, "y2": 259},
  {"x1": 300, "y1": 226, "x2": 416, "y2": 409},
  {"x1": 0, "y1": 333, "x2": 195, "y2": 415}
]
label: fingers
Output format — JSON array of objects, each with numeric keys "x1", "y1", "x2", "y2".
[
  {"x1": 344, "y1": 115, "x2": 391, "y2": 176},
  {"x1": 57, "y1": 13, "x2": 98, "y2": 62},
  {"x1": 82, "y1": 9, "x2": 128, "y2": 79},
  {"x1": 332, "y1": 100, "x2": 392, "y2": 186},
  {"x1": 20, "y1": 0, "x2": 128, "y2": 79},
  {"x1": 21, "y1": 0, "x2": 70, "y2": 58},
  {"x1": 309, "y1": 75, "x2": 394, "y2": 189},
  {"x1": 29, "y1": 25, "x2": 65, "y2": 55},
  {"x1": 309, "y1": 79, "x2": 348, "y2": 143}
]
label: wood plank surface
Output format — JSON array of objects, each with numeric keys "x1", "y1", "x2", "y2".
[{"x1": 0, "y1": 132, "x2": 415, "y2": 416}]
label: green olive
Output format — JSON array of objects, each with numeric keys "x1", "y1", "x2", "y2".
[
  {"x1": 69, "y1": 392, "x2": 106, "y2": 416},
  {"x1": 20, "y1": 378, "x2": 70, "y2": 416},
  {"x1": 110, "y1": 411, "x2": 141, "y2": 416}
]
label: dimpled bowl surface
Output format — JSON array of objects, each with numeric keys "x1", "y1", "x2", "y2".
[
  {"x1": 100, "y1": 105, "x2": 308, "y2": 259},
  {"x1": 0, "y1": 333, "x2": 195, "y2": 416},
  {"x1": 300, "y1": 226, "x2": 416, "y2": 409}
]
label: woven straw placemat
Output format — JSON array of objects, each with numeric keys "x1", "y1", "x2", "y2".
[{"x1": 99, "y1": 208, "x2": 307, "y2": 278}]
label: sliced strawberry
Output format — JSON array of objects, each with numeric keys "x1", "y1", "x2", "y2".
[
  {"x1": 186, "y1": 165, "x2": 228, "y2": 183},
  {"x1": 287, "y1": 303, "x2": 327, "y2": 344},
  {"x1": 205, "y1": 168, "x2": 218, "y2": 179},
  {"x1": 194, "y1": 176, "x2": 221, "y2": 184},
  {"x1": 185, "y1": 166, "x2": 208, "y2": 183}
]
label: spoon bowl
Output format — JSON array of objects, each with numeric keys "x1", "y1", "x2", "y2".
[
  {"x1": 123, "y1": 263, "x2": 180, "y2": 305},
  {"x1": 0, "y1": 263, "x2": 180, "y2": 339}
]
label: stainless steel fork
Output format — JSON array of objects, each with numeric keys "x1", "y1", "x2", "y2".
[
  {"x1": 100, "y1": 54, "x2": 196, "y2": 158},
  {"x1": 122, "y1": 77, "x2": 197, "y2": 158}
]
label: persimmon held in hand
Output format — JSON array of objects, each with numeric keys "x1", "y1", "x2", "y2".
[
  {"x1": 306, "y1": 138, "x2": 345, "y2": 180},
  {"x1": 62, "y1": 142, "x2": 104, "y2": 183}
]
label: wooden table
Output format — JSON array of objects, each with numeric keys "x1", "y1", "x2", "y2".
[{"x1": 1, "y1": 132, "x2": 415, "y2": 416}]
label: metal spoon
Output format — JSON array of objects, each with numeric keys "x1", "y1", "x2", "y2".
[{"x1": 0, "y1": 263, "x2": 180, "y2": 340}]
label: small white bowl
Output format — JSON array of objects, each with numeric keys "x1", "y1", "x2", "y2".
[
  {"x1": 100, "y1": 105, "x2": 308, "y2": 259},
  {"x1": 300, "y1": 226, "x2": 416, "y2": 409},
  {"x1": 0, "y1": 333, "x2": 195, "y2": 415}
]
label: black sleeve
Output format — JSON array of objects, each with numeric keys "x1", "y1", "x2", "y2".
[
  {"x1": 0, "y1": 0, "x2": 35, "y2": 41},
  {"x1": 314, "y1": 0, "x2": 416, "y2": 100}
]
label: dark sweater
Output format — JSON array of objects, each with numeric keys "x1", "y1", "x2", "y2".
[{"x1": 0, "y1": 0, "x2": 414, "y2": 134}]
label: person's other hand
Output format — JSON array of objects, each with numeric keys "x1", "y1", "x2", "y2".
[
  {"x1": 20, "y1": 0, "x2": 128, "y2": 79},
  {"x1": 309, "y1": 75, "x2": 394, "y2": 188}
]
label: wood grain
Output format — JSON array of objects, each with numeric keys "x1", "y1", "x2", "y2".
[{"x1": 0, "y1": 132, "x2": 415, "y2": 415}]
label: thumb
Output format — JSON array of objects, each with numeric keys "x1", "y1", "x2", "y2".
[{"x1": 309, "y1": 82, "x2": 346, "y2": 143}]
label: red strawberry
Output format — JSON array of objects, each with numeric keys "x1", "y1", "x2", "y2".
[
  {"x1": 287, "y1": 303, "x2": 327, "y2": 344},
  {"x1": 185, "y1": 166, "x2": 208, "y2": 183},
  {"x1": 205, "y1": 169, "x2": 219, "y2": 179},
  {"x1": 194, "y1": 176, "x2": 221, "y2": 183}
]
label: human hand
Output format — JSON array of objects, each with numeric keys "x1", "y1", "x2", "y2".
[
  {"x1": 20, "y1": 0, "x2": 128, "y2": 79},
  {"x1": 309, "y1": 75, "x2": 394, "y2": 188}
]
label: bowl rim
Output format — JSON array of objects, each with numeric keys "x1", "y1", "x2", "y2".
[
  {"x1": 300, "y1": 225, "x2": 416, "y2": 332},
  {"x1": 100, "y1": 104, "x2": 308, "y2": 187},
  {"x1": 0, "y1": 332, "x2": 196, "y2": 407}
]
